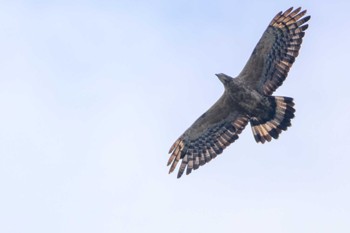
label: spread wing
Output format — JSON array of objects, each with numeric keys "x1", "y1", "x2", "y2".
[
  {"x1": 237, "y1": 7, "x2": 310, "y2": 95},
  {"x1": 167, "y1": 94, "x2": 249, "y2": 178}
]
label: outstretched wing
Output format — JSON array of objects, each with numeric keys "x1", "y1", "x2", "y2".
[
  {"x1": 167, "y1": 94, "x2": 249, "y2": 178},
  {"x1": 238, "y1": 7, "x2": 310, "y2": 95}
]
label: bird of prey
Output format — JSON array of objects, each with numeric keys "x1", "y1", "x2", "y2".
[{"x1": 167, "y1": 7, "x2": 310, "y2": 178}]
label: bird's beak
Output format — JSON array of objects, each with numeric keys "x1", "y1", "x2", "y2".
[{"x1": 215, "y1": 74, "x2": 224, "y2": 83}]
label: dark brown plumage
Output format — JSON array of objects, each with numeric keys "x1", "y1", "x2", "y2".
[{"x1": 168, "y1": 7, "x2": 310, "y2": 178}]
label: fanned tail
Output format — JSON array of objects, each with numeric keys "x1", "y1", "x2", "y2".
[{"x1": 250, "y1": 96, "x2": 295, "y2": 143}]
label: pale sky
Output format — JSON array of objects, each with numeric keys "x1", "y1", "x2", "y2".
[{"x1": 0, "y1": 1, "x2": 350, "y2": 233}]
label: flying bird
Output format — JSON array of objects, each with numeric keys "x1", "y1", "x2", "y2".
[{"x1": 167, "y1": 7, "x2": 310, "y2": 178}]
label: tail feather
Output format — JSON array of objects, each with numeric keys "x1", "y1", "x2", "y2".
[{"x1": 250, "y1": 96, "x2": 295, "y2": 143}]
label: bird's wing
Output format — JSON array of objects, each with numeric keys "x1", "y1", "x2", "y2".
[
  {"x1": 167, "y1": 94, "x2": 249, "y2": 178},
  {"x1": 237, "y1": 7, "x2": 310, "y2": 95}
]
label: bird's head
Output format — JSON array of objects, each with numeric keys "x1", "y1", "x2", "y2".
[{"x1": 215, "y1": 73, "x2": 233, "y2": 87}]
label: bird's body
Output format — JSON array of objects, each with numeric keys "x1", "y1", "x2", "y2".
[
  {"x1": 167, "y1": 7, "x2": 310, "y2": 178},
  {"x1": 224, "y1": 78, "x2": 272, "y2": 118},
  {"x1": 186, "y1": 77, "x2": 272, "y2": 139}
]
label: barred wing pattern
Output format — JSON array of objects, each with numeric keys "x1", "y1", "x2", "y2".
[
  {"x1": 239, "y1": 7, "x2": 310, "y2": 95},
  {"x1": 168, "y1": 115, "x2": 249, "y2": 178},
  {"x1": 167, "y1": 7, "x2": 310, "y2": 178}
]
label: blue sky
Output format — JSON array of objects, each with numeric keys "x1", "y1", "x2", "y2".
[{"x1": 0, "y1": 1, "x2": 350, "y2": 232}]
